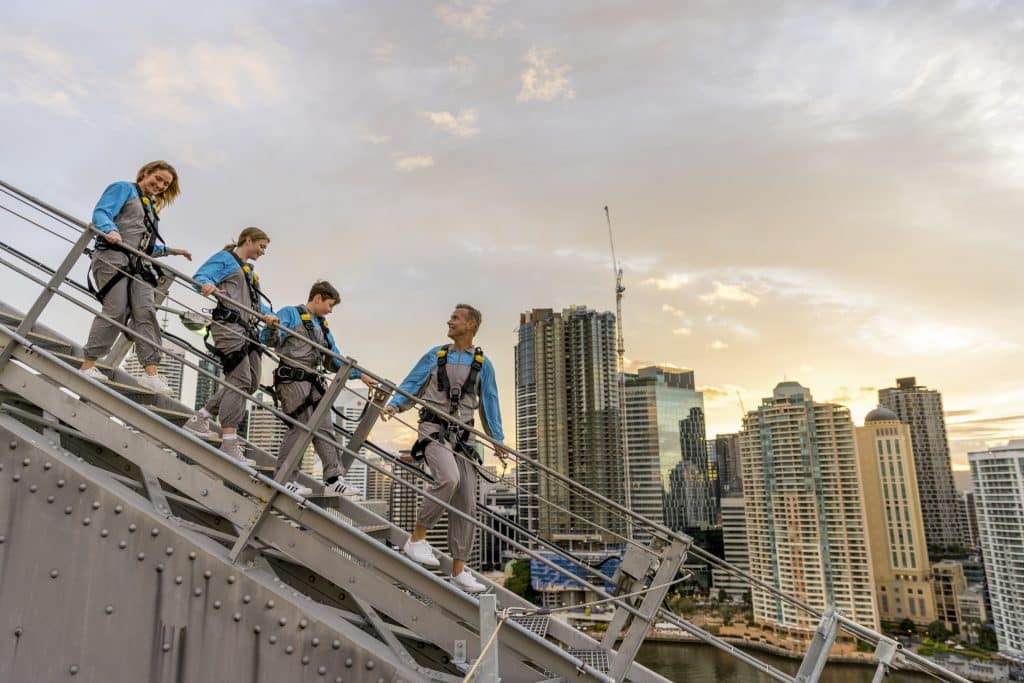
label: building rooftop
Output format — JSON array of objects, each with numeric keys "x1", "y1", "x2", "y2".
[{"x1": 864, "y1": 406, "x2": 899, "y2": 423}]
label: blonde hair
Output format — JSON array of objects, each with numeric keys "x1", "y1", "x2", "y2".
[
  {"x1": 136, "y1": 160, "x2": 180, "y2": 210},
  {"x1": 224, "y1": 227, "x2": 270, "y2": 251}
]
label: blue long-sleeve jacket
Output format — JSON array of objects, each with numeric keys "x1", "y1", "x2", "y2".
[
  {"x1": 92, "y1": 181, "x2": 171, "y2": 256},
  {"x1": 387, "y1": 346, "x2": 504, "y2": 442},
  {"x1": 192, "y1": 251, "x2": 272, "y2": 314},
  {"x1": 260, "y1": 306, "x2": 361, "y2": 379}
]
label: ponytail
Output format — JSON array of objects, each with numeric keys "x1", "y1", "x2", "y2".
[{"x1": 224, "y1": 226, "x2": 270, "y2": 251}]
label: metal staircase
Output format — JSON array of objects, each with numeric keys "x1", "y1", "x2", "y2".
[{"x1": 0, "y1": 178, "x2": 971, "y2": 683}]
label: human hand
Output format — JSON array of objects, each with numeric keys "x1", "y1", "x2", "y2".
[
  {"x1": 171, "y1": 248, "x2": 193, "y2": 261},
  {"x1": 200, "y1": 283, "x2": 223, "y2": 297},
  {"x1": 494, "y1": 445, "x2": 512, "y2": 466},
  {"x1": 381, "y1": 405, "x2": 397, "y2": 421},
  {"x1": 263, "y1": 314, "x2": 280, "y2": 329},
  {"x1": 360, "y1": 374, "x2": 379, "y2": 388},
  {"x1": 103, "y1": 231, "x2": 123, "y2": 245}
]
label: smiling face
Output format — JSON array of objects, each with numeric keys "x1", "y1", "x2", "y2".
[
  {"x1": 138, "y1": 168, "x2": 175, "y2": 197},
  {"x1": 447, "y1": 307, "x2": 477, "y2": 340},
  {"x1": 239, "y1": 238, "x2": 270, "y2": 261},
  {"x1": 307, "y1": 294, "x2": 337, "y2": 318}
]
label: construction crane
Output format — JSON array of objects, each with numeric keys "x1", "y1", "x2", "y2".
[{"x1": 605, "y1": 206, "x2": 633, "y2": 537}]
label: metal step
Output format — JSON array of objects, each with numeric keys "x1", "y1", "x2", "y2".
[{"x1": 511, "y1": 614, "x2": 550, "y2": 639}]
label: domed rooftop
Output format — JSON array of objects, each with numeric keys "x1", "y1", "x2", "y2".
[{"x1": 865, "y1": 406, "x2": 899, "y2": 423}]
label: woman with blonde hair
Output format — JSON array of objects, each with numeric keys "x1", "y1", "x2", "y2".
[
  {"x1": 185, "y1": 227, "x2": 278, "y2": 464},
  {"x1": 80, "y1": 160, "x2": 192, "y2": 394}
]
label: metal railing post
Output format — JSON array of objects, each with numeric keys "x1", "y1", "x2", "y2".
[
  {"x1": 228, "y1": 364, "x2": 353, "y2": 562},
  {"x1": 0, "y1": 227, "x2": 92, "y2": 371},
  {"x1": 795, "y1": 606, "x2": 839, "y2": 683},
  {"x1": 477, "y1": 594, "x2": 500, "y2": 683}
]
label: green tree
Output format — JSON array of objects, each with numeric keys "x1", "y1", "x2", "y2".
[
  {"x1": 978, "y1": 625, "x2": 998, "y2": 651},
  {"x1": 927, "y1": 620, "x2": 951, "y2": 642},
  {"x1": 717, "y1": 588, "x2": 729, "y2": 604},
  {"x1": 504, "y1": 559, "x2": 540, "y2": 604},
  {"x1": 899, "y1": 618, "x2": 916, "y2": 635}
]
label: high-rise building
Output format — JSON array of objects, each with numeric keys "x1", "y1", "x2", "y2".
[
  {"x1": 855, "y1": 407, "x2": 936, "y2": 626},
  {"x1": 194, "y1": 357, "x2": 222, "y2": 410},
  {"x1": 932, "y1": 560, "x2": 967, "y2": 634},
  {"x1": 740, "y1": 382, "x2": 877, "y2": 633},
  {"x1": 970, "y1": 440, "x2": 1024, "y2": 661},
  {"x1": 122, "y1": 339, "x2": 184, "y2": 401},
  {"x1": 480, "y1": 479, "x2": 518, "y2": 572},
  {"x1": 515, "y1": 307, "x2": 626, "y2": 546},
  {"x1": 666, "y1": 406, "x2": 715, "y2": 530},
  {"x1": 624, "y1": 366, "x2": 706, "y2": 540},
  {"x1": 879, "y1": 377, "x2": 962, "y2": 549},
  {"x1": 711, "y1": 497, "x2": 749, "y2": 601},
  {"x1": 335, "y1": 393, "x2": 370, "y2": 485},
  {"x1": 715, "y1": 433, "x2": 742, "y2": 497},
  {"x1": 247, "y1": 391, "x2": 288, "y2": 451},
  {"x1": 961, "y1": 491, "x2": 980, "y2": 552}
]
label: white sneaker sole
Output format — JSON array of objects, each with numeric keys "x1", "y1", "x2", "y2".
[{"x1": 403, "y1": 543, "x2": 440, "y2": 568}]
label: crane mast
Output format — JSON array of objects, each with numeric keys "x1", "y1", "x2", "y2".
[{"x1": 605, "y1": 206, "x2": 633, "y2": 538}]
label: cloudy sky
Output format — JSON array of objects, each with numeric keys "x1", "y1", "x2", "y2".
[{"x1": 2, "y1": 0, "x2": 1021, "y2": 473}]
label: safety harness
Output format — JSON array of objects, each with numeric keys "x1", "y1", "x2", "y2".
[
  {"x1": 87, "y1": 185, "x2": 165, "y2": 303},
  {"x1": 271, "y1": 306, "x2": 332, "y2": 419},
  {"x1": 203, "y1": 250, "x2": 270, "y2": 375},
  {"x1": 411, "y1": 345, "x2": 485, "y2": 463}
]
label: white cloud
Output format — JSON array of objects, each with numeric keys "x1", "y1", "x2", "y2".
[
  {"x1": 363, "y1": 132, "x2": 391, "y2": 145},
  {"x1": 517, "y1": 47, "x2": 575, "y2": 103},
  {"x1": 699, "y1": 281, "x2": 760, "y2": 306},
  {"x1": 661, "y1": 303, "x2": 685, "y2": 317},
  {"x1": 672, "y1": 327, "x2": 693, "y2": 336},
  {"x1": 422, "y1": 108, "x2": 480, "y2": 138},
  {"x1": 395, "y1": 155, "x2": 435, "y2": 172},
  {"x1": 859, "y1": 317, "x2": 1017, "y2": 357},
  {"x1": 0, "y1": 33, "x2": 87, "y2": 116},
  {"x1": 709, "y1": 340, "x2": 729, "y2": 350},
  {"x1": 131, "y1": 36, "x2": 286, "y2": 123},
  {"x1": 640, "y1": 273, "x2": 690, "y2": 290},
  {"x1": 436, "y1": 1, "x2": 502, "y2": 39}
]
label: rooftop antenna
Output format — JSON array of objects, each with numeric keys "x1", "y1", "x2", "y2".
[{"x1": 605, "y1": 206, "x2": 633, "y2": 538}]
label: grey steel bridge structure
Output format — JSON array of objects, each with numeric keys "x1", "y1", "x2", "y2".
[{"x1": 0, "y1": 179, "x2": 968, "y2": 683}]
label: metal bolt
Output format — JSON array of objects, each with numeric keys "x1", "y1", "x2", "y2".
[
  {"x1": 227, "y1": 575, "x2": 236, "y2": 584},
  {"x1": 318, "y1": 665, "x2": 326, "y2": 675},
  {"x1": 91, "y1": 501, "x2": 100, "y2": 510},
  {"x1": 311, "y1": 637, "x2": 320, "y2": 647},
  {"x1": 22, "y1": 458, "x2": 30, "y2": 466},
  {"x1": 137, "y1": 552, "x2": 146, "y2": 561},
  {"x1": 174, "y1": 576, "x2": 183, "y2": 585},
  {"x1": 333, "y1": 640, "x2": 341, "y2": 650},
  {"x1": 278, "y1": 617, "x2": 287, "y2": 626},
  {"x1": 302, "y1": 656, "x2": 310, "y2": 665},
  {"x1": 213, "y1": 600, "x2": 222, "y2": 610},
  {"x1": 56, "y1": 479, "x2": 65, "y2": 487},
  {"x1": 188, "y1": 552, "x2": 196, "y2": 560},
  {"x1": 44, "y1": 462, "x2": 52, "y2": 470},
  {"x1": 265, "y1": 600, "x2": 275, "y2": 609},
  {"x1": 162, "y1": 643, "x2": 171, "y2": 652},
  {"x1": 344, "y1": 657, "x2": 353, "y2": 667},
  {"x1": 253, "y1": 626, "x2": 262, "y2": 634},
  {"x1": 165, "y1": 547, "x2": 174, "y2": 556},
  {"x1": 100, "y1": 529, "x2": 109, "y2": 537},
  {"x1": 299, "y1": 619, "x2": 308, "y2": 629},
  {"x1": 200, "y1": 488, "x2": 208, "y2": 497},
  {"x1": 366, "y1": 660, "x2": 374, "y2": 670},
  {"x1": 12, "y1": 474, "x2": 20, "y2": 482},
  {"x1": 269, "y1": 635, "x2": 277, "y2": 644},
  {"x1": 193, "y1": 588, "x2": 202, "y2": 597},
  {"x1": 156, "y1": 564, "x2": 164, "y2": 573},
  {"x1": 82, "y1": 517, "x2": 91, "y2": 526},
  {"x1": 46, "y1": 495, "x2": 54, "y2": 504},
  {"x1": 233, "y1": 612, "x2": 242, "y2": 622},
  {"x1": 28, "y1": 484, "x2": 37, "y2": 493},
  {"x1": 335, "y1": 678, "x2": 343, "y2": 683},
  {"x1": 63, "y1": 506, "x2": 72, "y2": 515},
  {"x1": 8, "y1": 441, "x2": 15, "y2": 449},
  {"x1": 50, "y1": 569, "x2": 59, "y2": 579},
  {"x1": 0, "y1": 536, "x2": 5, "y2": 544},
  {"x1": 13, "y1": 627, "x2": 22, "y2": 637},
  {"x1": 243, "y1": 595, "x2": 251, "y2": 604},
  {"x1": 118, "y1": 541, "x2": 127, "y2": 549},
  {"x1": 69, "y1": 665, "x2": 79, "y2": 675},
  {"x1": 150, "y1": 528, "x2": 159, "y2": 537},
  {"x1": 114, "y1": 505, "x2": 123, "y2": 514},
  {"x1": 203, "y1": 570, "x2": 212, "y2": 579},
  {"x1": 105, "y1": 606, "x2": 114, "y2": 615},
  {"x1": 128, "y1": 523, "x2": 137, "y2": 533},
  {"x1": 78, "y1": 483, "x2": 86, "y2": 492},
  {"x1": 285, "y1": 645, "x2": 294, "y2": 654}
]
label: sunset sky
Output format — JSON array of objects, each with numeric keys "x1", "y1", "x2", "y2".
[{"x1": 2, "y1": 1, "x2": 1021, "y2": 472}]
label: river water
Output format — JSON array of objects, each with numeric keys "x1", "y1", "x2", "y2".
[{"x1": 636, "y1": 641, "x2": 934, "y2": 682}]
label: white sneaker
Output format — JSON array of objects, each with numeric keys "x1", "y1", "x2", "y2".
[
  {"x1": 451, "y1": 569, "x2": 487, "y2": 593},
  {"x1": 284, "y1": 481, "x2": 313, "y2": 496},
  {"x1": 403, "y1": 538, "x2": 440, "y2": 568},
  {"x1": 82, "y1": 366, "x2": 106, "y2": 380},
  {"x1": 138, "y1": 373, "x2": 173, "y2": 395},
  {"x1": 324, "y1": 476, "x2": 363, "y2": 499},
  {"x1": 184, "y1": 412, "x2": 220, "y2": 441},
  {"x1": 219, "y1": 438, "x2": 257, "y2": 467}
]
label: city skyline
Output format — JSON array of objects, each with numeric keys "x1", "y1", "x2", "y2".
[{"x1": 2, "y1": 2, "x2": 1021, "y2": 472}]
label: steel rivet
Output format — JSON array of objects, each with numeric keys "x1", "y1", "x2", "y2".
[
  {"x1": 311, "y1": 637, "x2": 320, "y2": 647},
  {"x1": 188, "y1": 552, "x2": 196, "y2": 560},
  {"x1": 299, "y1": 619, "x2": 308, "y2": 629},
  {"x1": 318, "y1": 665, "x2": 326, "y2": 675},
  {"x1": 29, "y1": 484, "x2": 37, "y2": 493},
  {"x1": 46, "y1": 495, "x2": 54, "y2": 503},
  {"x1": 344, "y1": 657, "x2": 352, "y2": 667},
  {"x1": 69, "y1": 665, "x2": 79, "y2": 675},
  {"x1": 128, "y1": 524, "x2": 137, "y2": 533},
  {"x1": 0, "y1": 536, "x2": 5, "y2": 544},
  {"x1": 22, "y1": 458, "x2": 30, "y2": 466},
  {"x1": 63, "y1": 506, "x2": 72, "y2": 515},
  {"x1": 137, "y1": 552, "x2": 146, "y2": 561},
  {"x1": 193, "y1": 588, "x2": 202, "y2": 597},
  {"x1": 162, "y1": 643, "x2": 170, "y2": 652},
  {"x1": 366, "y1": 660, "x2": 374, "y2": 670},
  {"x1": 213, "y1": 600, "x2": 222, "y2": 609},
  {"x1": 233, "y1": 612, "x2": 241, "y2": 622},
  {"x1": 56, "y1": 479, "x2": 65, "y2": 488},
  {"x1": 227, "y1": 575, "x2": 236, "y2": 584},
  {"x1": 44, "y1": 462, "x2": 52, "y2": 470},
  {"x1": 150, "y1": 528, "x2": 159, "y2": 537},
  {"x1": 266, "y1": 600, "x2": 275, "y2": 609},
  {"x1": 114, "y1": 505, "x2": 123, "y2": 514},
  {"x1": 278, "y1": 617, "x2": 287, "y2": 626},
  {"x1": 78, "y1": 483, "x2": 86, "y2": 492},
  {"x1": 335, "y1": 678, "x2": 343, "y2": 683},
  {"x1": 118, "y1": 541, "x2": 127, "y2": 549},
  {"x1": 269, "y1": 635, "x2": 277, "y2": 644},
  {"x1": 91, "y1": 502, "x2": 100, "y2": 510},
  {"x1": 333, "y1": 640, "x2": 342, "y2": 650},
  {"x1": 100, "y1": 529, "x2": 109, "y2": 537},
  {"x1": 105, "y1": 606, "x2": 114, "y2": 615},
  {"x1": 302, "y1": 655, "x2": 310, "y2": 665},
  {"x1": 13, "y1": 627, "x2": 22, "y2": 637},
  {"x1": 253, "y1": 626, "x2": 262, "y2": 634},
  {"x1": 285, "y1": 645, "x2": 294, "y2": 654},
  {"x1": 203, "y1": 570, "x2": 212, "y2": 579},
  {"x1": 165, "y1": 547, "x2": 174, "y2": 556},
  {"x1": 8, "y1": 441, "x2": 15, "y2": 449},
  {"x1": 174, "y1": 576, "x2": 183, "y2": 585},
  {"x1": 83, "y1": 517, "x2": 91, "y2": 526},
  {"x1": 200, "y1": 488, "x2": 208, "y2": 496},
  {"x1": 243, "y1": 595, "x2": 251, "y2": 604},
  {"x1": 156, "y1": 564, "x2": 164, "y2": 573},
  {"x1": 12, "y1": 474, "x2": 20, "y2": 482},
  {"x1": 50, "y1": 569, "x2": 59, "y2": 579}
]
